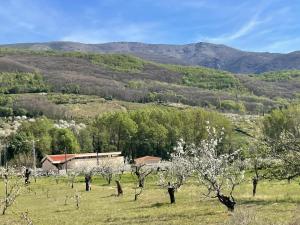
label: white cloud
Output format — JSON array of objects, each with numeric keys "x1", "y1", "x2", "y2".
[
  {"x1": 262, "y1": 37, "x2": 300, "y2": 53},
  {"x1": 202, "y1": 13, "x2": 264, "y2": 44}
]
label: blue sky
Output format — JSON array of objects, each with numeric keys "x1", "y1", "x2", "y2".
[{"x1": 0, "y1": 0, "x2": 299, "y2": 53}]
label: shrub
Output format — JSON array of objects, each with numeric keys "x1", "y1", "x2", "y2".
[
  {"x1": 0, "y1": 107, "x2": 13, "y2": 117},
  {"x1": 220, "y1": 100, "x2": 245, "y2": 112}
]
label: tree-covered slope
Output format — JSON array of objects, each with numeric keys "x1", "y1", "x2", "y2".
[{"x1": 0, "y1": 48, "x2": 299, "y2": 115}]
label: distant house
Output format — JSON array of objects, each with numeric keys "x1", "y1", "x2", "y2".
[
  {"x1": 134, "y1": 156, "x2": 162, "y2": 166},
  {"x1": 41, "y1": 152, "x2": 124, "y2": 172}
]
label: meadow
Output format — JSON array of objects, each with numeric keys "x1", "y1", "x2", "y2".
[{"x1": 0, "y1": 174, "x2": 299, "y2": 225}]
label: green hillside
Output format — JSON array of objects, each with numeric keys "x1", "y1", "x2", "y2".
[{"x1": 0, "y1": 48, "x2": 299, "y2": 115}]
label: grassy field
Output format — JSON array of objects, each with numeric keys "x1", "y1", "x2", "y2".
[{"x1": 0, "y1": 174, "x2": 299, "y2": 225}]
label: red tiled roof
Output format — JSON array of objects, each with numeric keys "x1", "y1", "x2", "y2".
[
  {"x1": 42, "y1": 152, "x2": 122, "y2": 164},
  {"x1": 46, "y1": 154, "x2": 76, "y2": 164},
  {"x1": 134, "y1": 156, "x2": 161, "y2": 165}
]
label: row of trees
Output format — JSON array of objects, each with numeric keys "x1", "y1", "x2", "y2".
[
  {"x1": 91, "y1": 107, "x2": 233, "y2": 160},
  {"x1": 2, "y1": 107, "x2": 233, "y2": 166}
]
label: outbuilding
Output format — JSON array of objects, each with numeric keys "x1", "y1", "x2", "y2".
[{"x1": 41, "y1": 152, "x2": 124, "y2": 173}]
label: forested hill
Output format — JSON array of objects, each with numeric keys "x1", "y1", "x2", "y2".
[
  {"x1": 2, "y1": 41, "x2": 300, "y2": 73},
  {"x1": 0, "y1": 48, "x2": 299, "y2": 116}
]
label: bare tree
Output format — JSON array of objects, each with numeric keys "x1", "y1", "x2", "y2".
[{"x1": 132, "y1": 164, "x2": 152, "y2": 201}]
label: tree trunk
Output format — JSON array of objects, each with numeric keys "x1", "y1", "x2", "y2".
[
  {"x1": 139, "y1": 177, "x2": 144, "y2": 188},
  {"x1": 252, "y1": 177, "x2": 258, "y2": 197},
  {"x1": 85, "y1": 182, "x2": 90, "y2": 191},
  {"x1": 108, "y1": 175, "x2": 112, "y2": 185},
  {"x1": 217, "y1": 193, "x2": 236, "y2": 211},
  {"x1": 168, "y1": 186, "x2": 175, "y2": 204},
  {"x1": 134, "y1": 187, "x2": 143, "y2": 201},
  {"x1": 116, "y1": 180, "x2": 123, "y2": 196},
  {"x1": 85, "y1": 175, "x2": 91, "y2": 191}
]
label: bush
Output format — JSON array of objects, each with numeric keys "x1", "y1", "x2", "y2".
[
  {"x1": 0, "y1": 106, "x2": 13, "y2": 117},
  {"x1": 0, "y1": 72, "x2": 49, "y2": 94},
  {"x1": 220, "y1": 100, "x2": 245, "y2": 112},
  {"x1": 13, "y1": 107, "x2": 28, "y2": 116}
]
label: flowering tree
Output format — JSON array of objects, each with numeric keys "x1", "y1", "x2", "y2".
[
  {"x1": 245, "y1": 127, "x2": 274, "y2": 197},
  {"x1": 263, "y1": 105, "x2": 300, "y2": 182},
  {"x1": 0, "y1": 166, "x2": 25, "y2": 215},
  {"x1": 266, "y1": 126, "x2": 300, "y2": 181},
  {"x1": 180, "y1": 124, "x2": 245, "y2": 211},
  {"x1": 158, "y1": 140, "x2": 192, "y2": 203},
  {"x1": 94, "y1": 160, "x2": 113, "y2": 185}
]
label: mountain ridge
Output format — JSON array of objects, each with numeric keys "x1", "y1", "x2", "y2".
[{"x1": 2, "y1": 41, "x2": 300, "y2": 74}]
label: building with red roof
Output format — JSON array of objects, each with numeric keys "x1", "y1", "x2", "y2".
[{"x1": 41, "y1": 152, "x2": 123, "y2": 172}]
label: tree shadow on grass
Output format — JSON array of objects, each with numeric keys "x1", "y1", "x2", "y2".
[
  {"x1": 140, "y1": 202, "x2": 171, "y2": 209},
  {"x1": 99, "y1": 194, "x2": 116, "y2": 198},
  {"x1": 239, "y1": 198, "x2": 300, "y2": 206},
  {"x1": 54, "y1": 208, "x2": 73, "y2": 213}
]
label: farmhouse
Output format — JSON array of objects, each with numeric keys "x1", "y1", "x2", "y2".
[{"x1": 41, "y1": 152, "x2": 124, "y2": 172}]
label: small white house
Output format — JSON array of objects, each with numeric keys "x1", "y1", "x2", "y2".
[{"x1": 41, "y1": 152, "x2": 124, "y2": 172}]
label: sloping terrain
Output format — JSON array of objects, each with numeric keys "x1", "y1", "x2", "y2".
[
  {"x1": 2, "y1": 41, "x2": 300, "y2": 73},
  {"x1": 0, "y1": 48, "x2": 299, "y2": 115}
]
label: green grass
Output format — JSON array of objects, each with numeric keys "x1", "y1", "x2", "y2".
[{"x1": 0, "y1": 175, "x2": 299, "y2": 225}]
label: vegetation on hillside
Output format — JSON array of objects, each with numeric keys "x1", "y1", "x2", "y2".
[
  {"x1": 0, "y1": 48, "x2": 145, "y2": 72},
  {"x1": 0, "y1": 72, "x2": 48, "y2": 94},
  {"x1": 258, "y1": 70, "x2": 300, "y2": 81},
  {"x1": 161, "y1": 63, "x2": 239, "y2": 89},
  {"x1": 0, "y1": 47, "x2": 299, "y2": 114}
]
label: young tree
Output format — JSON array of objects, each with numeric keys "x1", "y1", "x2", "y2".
[
  {"x1": 0, "y1": 167, "x2": 25, "y2": 215},
  {"x1": 67, "y1": 171, "x2": 79, "y2": 189},
  {"x1": 132, "y1": 164, "x2": 153, "y2": 200},
  {"x1": 180, "y1": 125, "x2": 245, "y2": 211},
  {"x1": 246, "y1": 127, "x2": 273, "y2": 197}
]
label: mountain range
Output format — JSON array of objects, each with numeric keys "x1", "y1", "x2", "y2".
[{"x1": 2, "y1": 41, "x2": 300, "y2": 74}]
